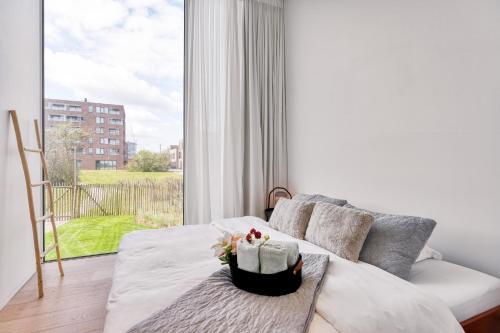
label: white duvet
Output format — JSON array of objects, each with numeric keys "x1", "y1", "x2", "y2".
[{"x1": 104, "y1": 216, "x2": 463, "y2": 333}]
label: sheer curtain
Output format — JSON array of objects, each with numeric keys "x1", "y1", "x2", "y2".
[{"x1": 185, "y1": 0, "x2": 287, "y2": 225}]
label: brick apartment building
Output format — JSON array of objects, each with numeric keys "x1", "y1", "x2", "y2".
[{"x1": 44, "y1": 98, "x2": 126, "y2": 170}]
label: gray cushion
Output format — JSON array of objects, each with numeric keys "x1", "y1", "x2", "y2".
[
  {"x1": 345, "y1": 204, "x2": 436, "y2": 280},
  {"x1": 293, "y1": 193, "x2": 347, "y2": 207},
  {"x1": 305, "y1": 203, "x2": 373, "y2": 262},
  {"x1": 269, "y1": 198, "x2": 315, "y2": 239}
]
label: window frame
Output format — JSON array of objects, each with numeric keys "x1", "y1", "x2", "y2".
[{"x1": 41, "y1": 0, "x2": 187, "y2": 260}]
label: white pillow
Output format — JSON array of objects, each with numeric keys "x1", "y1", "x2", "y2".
[{"x1": 415, "y1": 245, "x2": 443, "y2": 262}]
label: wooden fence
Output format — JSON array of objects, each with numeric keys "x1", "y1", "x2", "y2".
[{"x1": 48, "y1": 179, "x2": 182, "y2": 221}]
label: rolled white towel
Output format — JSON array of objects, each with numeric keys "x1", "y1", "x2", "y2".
[
  {"x1": 259, "y1": 241, "x2": 288, "y2": 274},
  {"x1": 265, "y1": 240, "x2": 299, "y2": 267},
  {"x1": 283, "y1": 241, "x2": 300, "y2": 267},
  {"x1": 236, "y1": 239, "x2": 260, "y2": 273}
]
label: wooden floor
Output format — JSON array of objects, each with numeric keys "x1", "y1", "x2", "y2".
[{"x1": 0, "y1": 255, "x2": 115, "y2": 333}]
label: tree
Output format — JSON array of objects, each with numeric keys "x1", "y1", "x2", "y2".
[
  {"x1": 127, "y1": 150, "x2": 170, "y2": 172},
  {"x1": 45, "y1": 124, "x2": 89, "y2": 184}
]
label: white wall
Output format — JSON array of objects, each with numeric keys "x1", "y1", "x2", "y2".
[
  {"x1": 285, "y1": 0, "x2": 500, "y2": 277},
  {"x1": 0, "y1": 0, "x2": 42, "y2": 308}
]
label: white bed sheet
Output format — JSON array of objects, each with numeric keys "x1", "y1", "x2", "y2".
[
  {"x1": 104, "y1": 216, "x2": 463, "y2": 333},
  {"x1": 410, "y1": 259, "x2": 500, "y2": 322}
]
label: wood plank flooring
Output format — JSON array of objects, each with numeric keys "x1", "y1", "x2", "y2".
[{"x1": 0, "y1": 255, "x2": 115, "y2": 333}]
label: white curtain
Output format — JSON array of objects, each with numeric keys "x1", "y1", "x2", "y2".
[{"x1": 185, "y1": 0, "x2": 287, "y2": 224}]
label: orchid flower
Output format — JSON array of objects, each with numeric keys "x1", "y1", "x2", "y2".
[{"x1": 210, "y1": 231, "x2": 243, "y2": 264}]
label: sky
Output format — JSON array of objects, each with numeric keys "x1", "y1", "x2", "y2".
[{"x1": 44, "y1": 0, "x2": 184, "y2": 152}]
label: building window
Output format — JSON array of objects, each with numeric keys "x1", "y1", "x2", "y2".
[
  {"x1": 88, "y1": 105, "x2": 94, "y2": 113},
  {"x1": 109, "y1": 139, "x2": 120, "y2": 145},
  {"x1": 88, "y1": 148, "x2": 93, "y2": 154},
  {"x1": 48, "y1": 114, "x2": 65, "y2": 121},
  {"x1": 96, "y1": 127, "x2": 104, "y2": 134},
  {"x1": 68, "y1": 105, "x2": 82, "y2": 112},
  {"x1": 50, "y1": 103, "x2": 66, "y2": 110},
  {"x1": 88, "y1": 137, "x2": 93, "y2": 144},
  {"x1": 110, "y1": 148, "x2": 120, "y2": 155},
  {"x1": 96, "y1": 106, "x2": 109, "y2": 114},
  {"x1": 75, "y1": 147, "x2": 84, "y2": 155},
  {"x1": 100, "y1": 138, "x2": 109, "y2": 144},
  {"x1": 109, "y1": 108, "x2": 120, "y2": 115},
  {"x1": 109, "y1": 128, "x2": 119, "y2": 135},
  {"x1": 66, "y1": 116, "x2": 84, "y2": 122},
  {"x1": 76, "y1": 160, "x2": 82, "y2": 170},
  {"x1": 96, "y1": 160, "x2": 116, "y2": 170},
  {"x1": 96, "y1": 117, "x2": 105, "y2": 124},
  {"x1": 109, "y1": 118, "x2": 123, "y2": 125},
  {"x1": 95, "y1": 148, "x2": 105, "y2": 155}
]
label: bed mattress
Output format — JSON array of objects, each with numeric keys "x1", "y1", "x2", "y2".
[
  {"x1": 104, "y1": 216, "x2": 463, "y2": 333},
  {"x1": 409, "y1": 258, "x2": 500, "y2": 322}
]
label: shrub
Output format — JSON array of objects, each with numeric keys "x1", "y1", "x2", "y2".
[{"x1": 127, "y1": 150, "x2": 170, "y2": 172}]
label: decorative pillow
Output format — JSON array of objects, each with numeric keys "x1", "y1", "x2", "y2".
[
  {"x1": 293, "y1": 193, "x2": 348, "y2": 207},
  {"x1": 345, "y1": 204, "x2": 436, "y2": 280},
  {"x1": 269, "y1": 198, "x2": 315, "y2": 239},
  {"x1": 305, "y1": 203, "x2": 373, "y2": 262}
]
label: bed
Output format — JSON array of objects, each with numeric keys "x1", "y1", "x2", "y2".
[
  {"x1": 103, "y1": 216, "x2": 498, "y2": 333},
  {"x1": 410, "y1": 259, "x2": 500, "y2": 331}
]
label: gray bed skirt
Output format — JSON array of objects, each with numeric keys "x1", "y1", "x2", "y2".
[{"x1": 127, "y1": 253, "x2": 330, "y2": 333}]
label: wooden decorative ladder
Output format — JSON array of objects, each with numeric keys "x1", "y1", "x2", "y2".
[{"x1": 9, "y1": 110, "x2": 64, "y2": 298}]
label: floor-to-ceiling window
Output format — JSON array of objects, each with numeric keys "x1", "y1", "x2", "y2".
[{"x1": 43, "y1": 0, "x2": 184, "y2": 259}]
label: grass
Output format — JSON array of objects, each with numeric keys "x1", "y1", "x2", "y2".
[
  {"x1": 46, "y1": 170, "x2": 183, "y2": 259},
  {"x1": 45, "y1": 215, "x2": 156, "y2": 260},
  {"x1": 79, "y1": 170, "x2": 182, "y2": 184},
  {"x1": 136, "y1": 211, "x2": 183, "y2": 228}
]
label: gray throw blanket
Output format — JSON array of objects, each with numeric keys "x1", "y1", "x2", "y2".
[{"x1": 127, "y1": 253, "x2": 330, "y2": 333}]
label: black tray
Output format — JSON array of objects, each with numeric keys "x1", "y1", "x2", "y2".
[{"x1": 228, "y1": 254, "x2": 302, "y2": 296}]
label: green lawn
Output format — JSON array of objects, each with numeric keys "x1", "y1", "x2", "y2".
[
  {"x1": 45, "y1": 215, "x2": 156, "y2": 260},
  {"x1": 79, "y1": 170, "x2": 182, "y2": 184}
]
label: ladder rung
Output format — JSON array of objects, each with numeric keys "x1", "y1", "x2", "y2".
[
  {"x1": 36, "y1": 213, "x2": 53, "y2": 223},
  {"x1": 24, "y1": 147, "x2": 42, "y2": 153},
  {"x1": 41, "y1": 243, "x2": 57, "y2": 258},
  {"x1": 31, "y1": 180, "x2": 50, "y2": 187}
]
